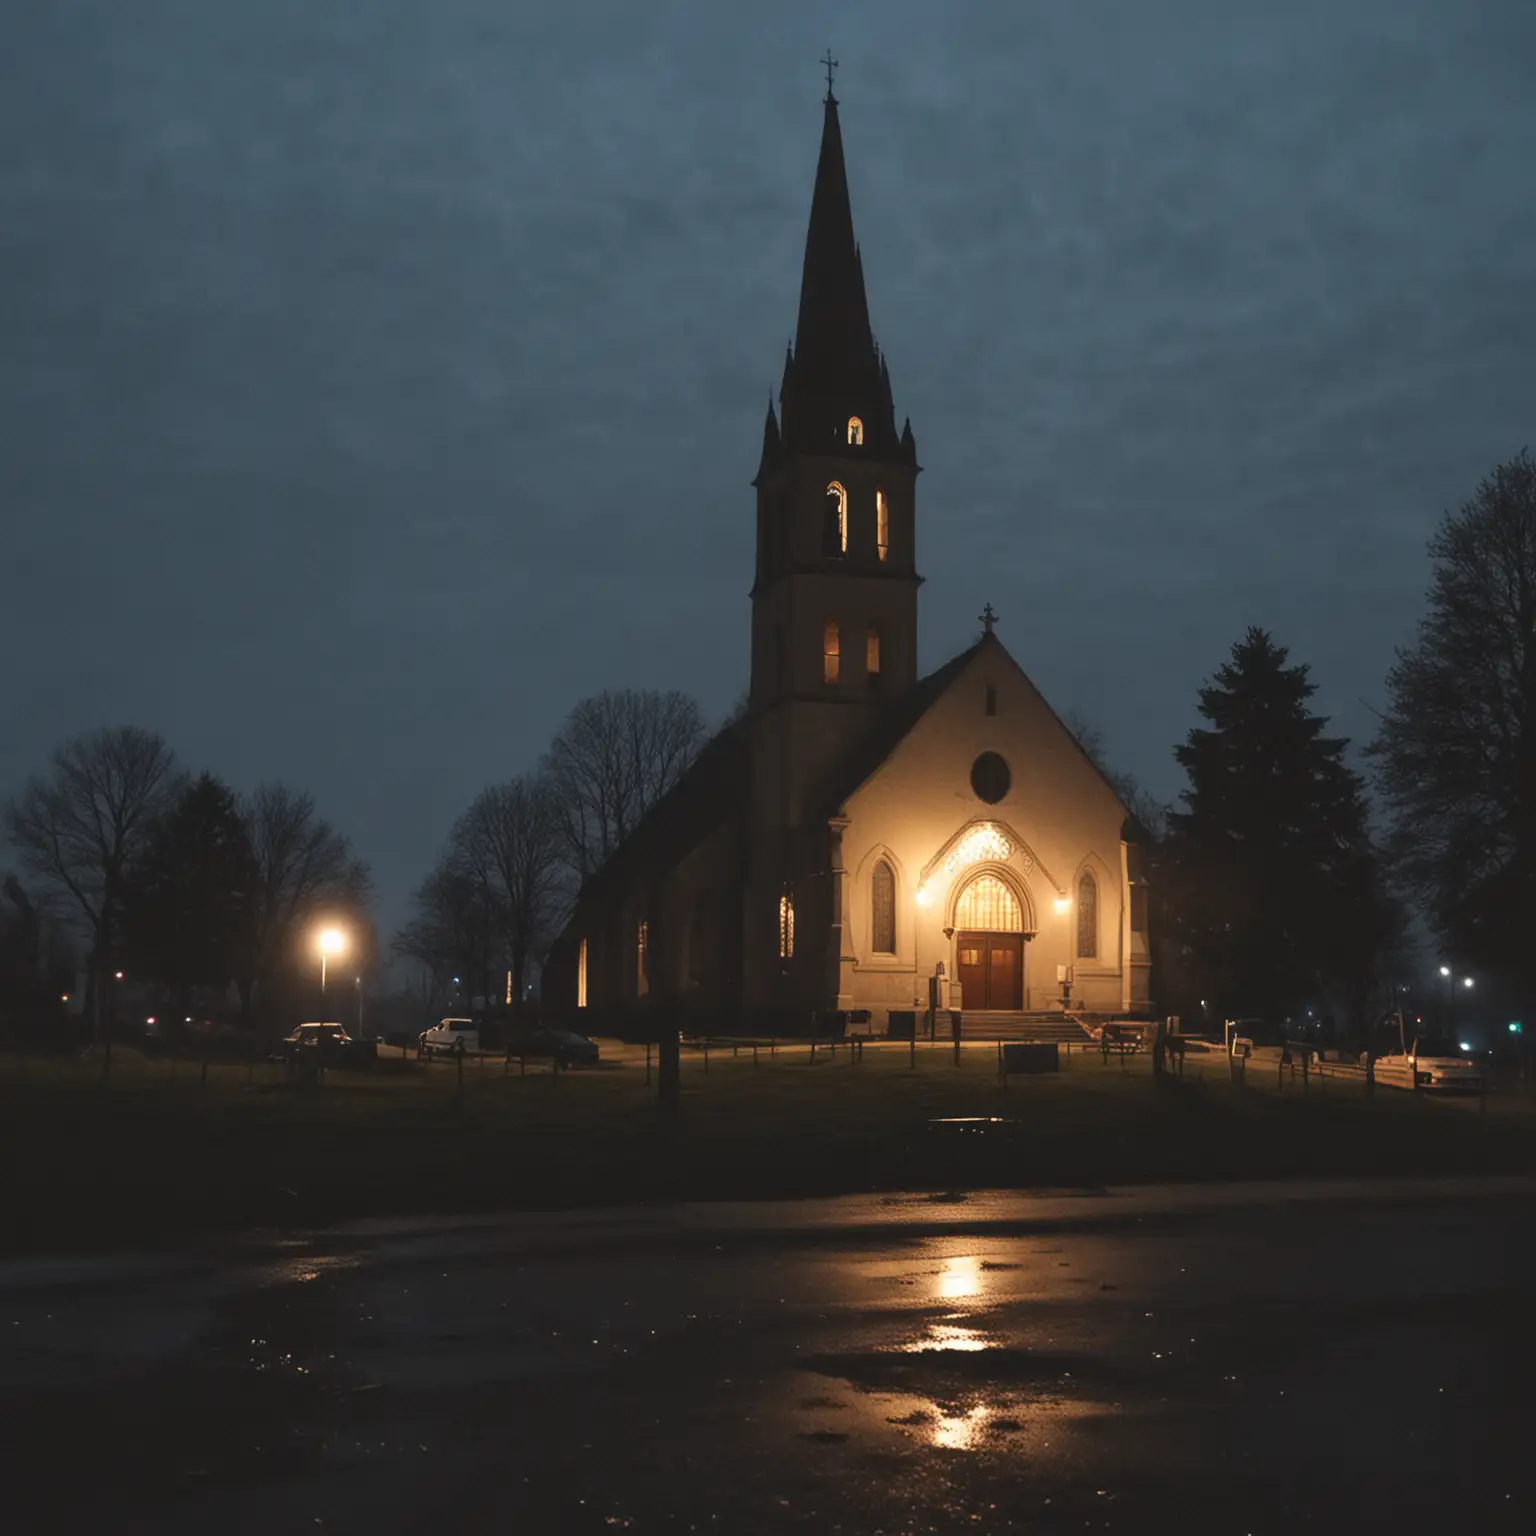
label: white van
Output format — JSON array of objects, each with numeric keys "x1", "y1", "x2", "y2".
[{"x1": 419, "y1": 1018, "x2": 479, "y2": 1058}]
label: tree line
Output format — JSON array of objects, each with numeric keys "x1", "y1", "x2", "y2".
[
  {"x1": 2, "y1": 727, "x2": 370, "y2": 1047},
  {"x1": 1120, "y1": 449, "x2": 1535, "y2": 1036},
  {"x1": 393, "y1": 689, "x2": 706, "y2": 1013}
]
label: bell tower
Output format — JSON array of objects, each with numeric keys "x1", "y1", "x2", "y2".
[{"x1": 749, "y1": 84, "x2": 922, "y2": 766}]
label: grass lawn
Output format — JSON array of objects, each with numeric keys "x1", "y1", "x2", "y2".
[{"x1": 2, "y1": 1039, "x2": 1532, "y2": 1255}]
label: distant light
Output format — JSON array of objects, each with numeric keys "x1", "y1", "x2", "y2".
[
  {"x1": 1459, "y1": 1041, "x2": 1472, "y2": 1052},
  {"x1": 1511, "y1": 1022, "x2": 1524, "y2": 1036},
  {"x1": 147, "y1": 1016, "x2": 156, "y2": 1026},
  {"x1": 453, "y1": 975, "x2": 461, "y2": 985},
  {"x1": 185, "y1": 1016, "x2": 192, "y2": 1023},
  {"x1": 1463, "y1": 977, "x2": 1475, "y2": 989},
  {"x1": 914, "y1": 886, "x2": 932, "y2": 908},
  {"x1": 317, "y1": 927, "x2": 347, "y2": 957},
  {"x1": 113, "y1": 971, "x2": 124, "y2": 980},
  {"x1": 1439, "y1": 965, "x2": 1451, "y2": 977},
  {"x1": 60, "y1": 994, "x2": 69, "y2": 1002}
]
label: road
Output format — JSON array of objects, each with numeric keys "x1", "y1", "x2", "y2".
[{"x1": 2, "y1": 1178, "x2": 1532, "y2": 1534}]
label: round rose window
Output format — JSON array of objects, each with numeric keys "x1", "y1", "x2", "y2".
[{"x1": 970, "y1": 751, "x2": 1011, "y2": 804}]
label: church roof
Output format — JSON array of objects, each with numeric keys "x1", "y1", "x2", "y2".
[
  {"x1": 818, "y1": 631, "x2": 1137, "y2": 828},
  {"x1": 572, "y1": 717, "x2": 749, "y2": 908},
  {"x1": 817, "y1": 637, "x2": 988, "y2": 819}
]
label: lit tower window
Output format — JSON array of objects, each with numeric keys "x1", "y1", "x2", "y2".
[
  {"x1": 778, "y1": 887, "x2": 795, "y2": 959},
  {"x1": 825, "y1": 482, "x2": 848, "y2": 555},
  {"x1": 866, "y1": 622, "x2": 881, "y2": 684},
  {"x1": 823, "y1": 620, "x2": 840, "y2": 685},
  {"x1": 847, "y1": 416, "x2": 863, "y2": 445},
  {"x1": 876, "y1": 488, "x2": 889, "y2": 561}
]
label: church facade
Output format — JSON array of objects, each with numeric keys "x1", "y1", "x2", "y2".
[{"x1": 549, "y1": 90, "x2": 1151, "y2": 1031}]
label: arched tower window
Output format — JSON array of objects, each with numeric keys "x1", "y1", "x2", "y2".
[
  {"x1": 824, "y1": 482, "x2": 847, "y2": 556},
  {"x1": 636, "y1": 919, "x2": 649, "y2": 997},
  {"x1": 823, "y1": 620, "x2": 840, "y2": 685},
  {"x1": 866, "y1": 622, "x2": 881, "y2": 686},
  {"x1": 955, "y1": 874, "x2": 1024, "y2": 932},
  {"x1": 778, "y1": 886, "x2": 795, "y2": 959},
  {"x1": 876, "y1": 488, "x2": 889, "y2": 561},
  {"x1": 872, "y1": 860, "x2": 896, "y2": 954},
  {"x1": 576, "y1": 937, "x2": 588, "y2": 1008},
  {"x1": 1077, "y1": 871, "x2": 1098, "y2": 959},
  {"x1": 847, "y1": 416, "x2": 863, "y2": 446}
]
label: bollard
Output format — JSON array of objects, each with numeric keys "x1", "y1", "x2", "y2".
[{"x1": 456, "y1": 1047, "x2": 464, "y2": 1096}]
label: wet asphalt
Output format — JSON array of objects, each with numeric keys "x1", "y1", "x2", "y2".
[{"x1": 2, "y1": 1177, "x2": 1532, "y2": 1534}]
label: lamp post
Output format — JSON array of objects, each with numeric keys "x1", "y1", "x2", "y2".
[{"x1": 316, "y1": 927, "x2": 346, "y2": 1018}]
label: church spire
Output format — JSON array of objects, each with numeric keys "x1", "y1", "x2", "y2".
[{"x1": 791, "y1": 92, "x2": 878, "y2": 409}]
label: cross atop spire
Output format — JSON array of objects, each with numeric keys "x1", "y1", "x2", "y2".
[
  {"x1": 821, "y1": 49, "x2": 838, "y2": 102},
  {"x1": 980, "y1": 603, "x2": 999, "y2": 635}
]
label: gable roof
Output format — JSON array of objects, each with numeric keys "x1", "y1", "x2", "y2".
[
  {"x1": 819, "y1": 632, "x2": 1135, "y2": 826},
  {"x1": 817, "y1": 638, "x2": 985, "y2": 819},
  {"x1": 574, "y1": 717, "x2": 749, "y2": 910}
]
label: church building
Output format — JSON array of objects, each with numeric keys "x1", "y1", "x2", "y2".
[{"x1": 549, "y1": 87, "x2": 1151, "y2": 1031}]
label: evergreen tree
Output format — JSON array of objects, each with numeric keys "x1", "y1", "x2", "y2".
[
  {"x1": 1369, "y1": 451, "x2": 1536, "y2": 1025},
  {"x1": 1163, "y1": 628, "x2": 1394, "y2": 1026},
  {"x1": 121, "y1": 773, "x2": 258, "y2": 1011}
]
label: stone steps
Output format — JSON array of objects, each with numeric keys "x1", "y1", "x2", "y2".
[{"x1": 959, "y1": 1011, "x2": 1097, "y2": 1043}]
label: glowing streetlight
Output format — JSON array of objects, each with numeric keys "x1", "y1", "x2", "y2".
[
  {"x1": 1463, "y1": 976, "x2": 1474, "y2": 989},
  {"x1": 316, "y1": 926, "x2": 347, "y2": 1011},
  {"x1": 1439, "y1": 965, "x2": 1451, "y2": 978}
]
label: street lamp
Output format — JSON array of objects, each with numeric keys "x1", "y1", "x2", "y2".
[{"x1": 316, "y1": 927, "x2": 347, "y2": 1015}]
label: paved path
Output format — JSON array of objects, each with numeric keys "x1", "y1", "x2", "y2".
[{"x1": 3, "y1": 1178, "x2": 1532, "y2": 1533}]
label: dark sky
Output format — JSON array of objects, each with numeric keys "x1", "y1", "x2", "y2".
[{"x1": 4, "y1": 1, "x2": 1535, "y2": 933}]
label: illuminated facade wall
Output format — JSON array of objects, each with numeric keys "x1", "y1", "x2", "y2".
[{"x1": 832, "y1": 641, "x2": 1150, "y2": 1015}]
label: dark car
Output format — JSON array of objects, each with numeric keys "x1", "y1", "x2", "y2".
[
  {"x1": 507, "y1": 1026, "x2": 600, "y2": 1068},
  {"x1": 280, "y1": 1022, "x2": 374, "y2": 1069}
]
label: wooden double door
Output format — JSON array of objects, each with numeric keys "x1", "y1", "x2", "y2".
[{"x1": 956, "y1": 932, "x2": 1024, "y2": 1010}]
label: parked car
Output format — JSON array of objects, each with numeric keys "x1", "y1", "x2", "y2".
[
  {"x1": 281, "y1": 1022, "x2": 374, "y2": 1068},
  {"x1": 419, "y1": 1018, "x2": 479, "y2": 1058},
  {"x1": 1371, "y1": 1035, "x2": 1484, "y2": 1093},
  {"x1": 507, "y1": 1025, "x2": 600, "y2": 1067}
]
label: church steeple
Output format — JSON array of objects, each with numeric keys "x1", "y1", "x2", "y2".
[
  {"x1": 779, "y1": 93, "x2": 902, "y2": 460},
  {"x1": 749, "y1": 82, "x2": 922, "y2": 727}
]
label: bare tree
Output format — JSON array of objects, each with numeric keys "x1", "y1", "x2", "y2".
[
  {"x1": 1063, "y1": 709, "x2": 1167, "y2": 838},
  {"x1": 542, "y1": 689, "x2": 706, "y2": 879},
  {"x1": 3, "y1": 726, "x2": 183, "y2": 1056},
  {"x1": 453, "y1": 775, "x2": 565, "y2": 1012},
  {"x1": 241, "y1": 783, "x2": 372, "y2": 1027},
  {"x1": 393, "y1": 852, "x2": 503, "y2": 1015},
  {"x1": 1370, "y1": 449, "x2": 1536, "y2": 1021}
]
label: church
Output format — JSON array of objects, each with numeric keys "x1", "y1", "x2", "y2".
[{"x1": 549, "y1": 87, "x2": 1151, "y2": 1033}]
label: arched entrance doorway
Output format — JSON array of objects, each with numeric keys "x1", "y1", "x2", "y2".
[{"x1": 953, "y1": 873, "x2": 1025, "y2": 1010}]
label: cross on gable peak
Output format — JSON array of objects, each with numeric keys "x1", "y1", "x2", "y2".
[{"x1": 979, "y1": 603, "x2": 999, "y2": 635}]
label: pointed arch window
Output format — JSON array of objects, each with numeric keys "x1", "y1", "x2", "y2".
[
  {"x1": 876, "y1": 488, "x2": 889, "y2": 561},
  {"x1": 866, "y1": 622, "x2": 881, "y2": 687},
  {"x1": 847, "y1": 416, "x2": 863, "y2": 446},
  {"x1": 955, "y1": 874, "x2": 1024, "y2": 933},
  {"x1": 823, "y1": 620, "x2": 840, "y2": 685},
  {"x1": 1077, "y1": 871, "x2": 1098, "y2": 959},
  {"x1": 576, "y1": 937, "x2": 588, "y2": 1008},
  {"x1": 778, "y1": 886, "x2": 795, "y2": 960},
  {"x1": 872, "y1": 860, "x2": 896, "y2": 954},
  {"x1": 824, "y1": 482, "x2": 847, "y2": 556}
]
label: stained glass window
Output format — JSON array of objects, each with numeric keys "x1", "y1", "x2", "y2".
[
  {"x1": 1077, "y1": 872, "x2": 1097, "y2": 959},
  {"x1": 778, "y1": 887, "x2": 795, "y2": 959},
  {"x1": 872, "y1": 860, "x2": 896, "y2": 953},
  {"x1": 954, "y1": 875, "x2": 1023, "y2": 932}
]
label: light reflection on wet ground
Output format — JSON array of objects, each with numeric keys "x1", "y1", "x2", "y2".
[{"x1": 1, "y1": 1179, "x2": 1534, "y2": 1533}]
